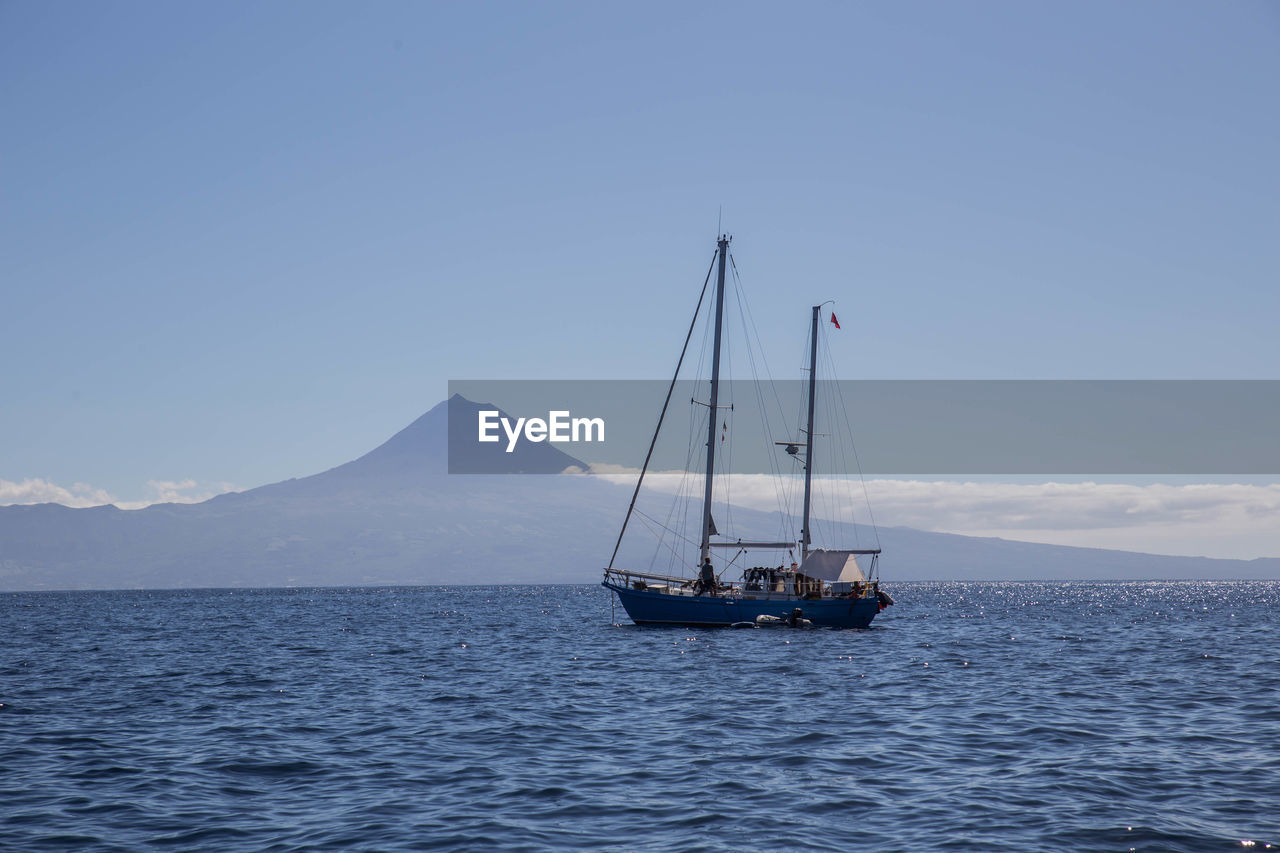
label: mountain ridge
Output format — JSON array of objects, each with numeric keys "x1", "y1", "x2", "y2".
[{"x1": 2, "y1": 398, "x2": 1277, "y2": 590}]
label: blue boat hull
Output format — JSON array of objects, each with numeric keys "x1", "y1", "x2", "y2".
[{"x1": 603, "y1": 581, "x2": 882, "y2": 629}]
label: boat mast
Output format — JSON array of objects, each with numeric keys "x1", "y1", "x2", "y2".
[
  {"x1": 699, "y1": 235, "x2": 730, "y2": 564},
  {"x1": 800, "y1": 304, "x2": 819, "y2": 561}
]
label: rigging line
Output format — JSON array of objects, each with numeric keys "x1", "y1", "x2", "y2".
[
  {"x1": 649, "y1": 468, "x2": 692, "y2": 575},
  {"x1": 634, "y1": 512, "x2": 696, "y2": 570},
  {"x1": 818, "y1": 327, "x2": 858, "y2": 550},
  {"x1": 672, "y1": 403, "x2": 706, "y2": 574},
  {"x1": 653, "y1": 402, "x2": 702, "y2": 564},
  {"x1": 823, "y1": 332, "x2": 861, "y2": 549},
  {"x1": 608, "y1": 250, "x2": 719, "y2": 569},
  {"x1": 693, "y1": 262, "x2": 716, "y2": 394},
  {"x1": 796, "y1": 313, "x2": 815, "y2": 536},
  {"x1": 826, "y1": 329, "x2": 882, "y2": 550},
  {"x1": 729, "y1": 252, "x2": 793, "y2": 461},
  {"x1": 811, "y1": 325, "x2": 835, "y2": 548},
  {"x1": 728, "y1": 263, "x2": 774, "y2": 483},
  {"x1": 721, "y1": 306, "x2": 734, "y2": 537},
  {"x1": 814, "y1": 327, "x2": 844, "y2": 550},
  {"x1": 742, "y1": 303, "x2": 791, "y2": 545},
  {"x1": 634, "y1": 507, "x2": 701, "y2": 549},
  {"x1": 730, "y1": 253, "x2": 792, "y2": 434},
  {"x1": 656, "y1": 457, "x2": 697, "y2": 575},
  {"x1": 660, "y1": 370, "x2": 711, "y2": 575},
  {"x1": 729, "y1": 254, "x2": 797, "y2": 543},
  {"x1": 657, "y1": 375, "x2": 708, "y2": 574},
  {"x1": 656, "y1": 390, "x2": 709, "y2": 577},
  {"x1": 671, "y1": 297, "x2": 718, "y2": 574},
  {"x1": 655, "y1": 461, "x2": 696, "y2": 573}
]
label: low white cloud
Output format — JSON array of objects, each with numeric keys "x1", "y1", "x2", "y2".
[
  {"x1": 0, "y1": 478, "x2": 238, "y2": 510},
  {"x1": 138, "y1": 479, "x2": 238, "y2": 507},
  {"x1": 586, "y1": 466, "x2": 1280, "y2": 559},
  {"x1": 0, "y1": 478, "x2": 120, "y2": 508},
  {"x1": 856, "y1": 480, "x2": 1280, "y2": 558}
]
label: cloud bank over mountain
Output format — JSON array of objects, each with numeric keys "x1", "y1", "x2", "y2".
[
  {"x1": 586, "y1": 467, "x2": 1280, "y2": 560},
  {"x1": 0, "y1": 478, "x2": 239, "y2": 510}
]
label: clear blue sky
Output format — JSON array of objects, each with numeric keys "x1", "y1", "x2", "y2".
[{"x1": 3, "y1": 1, "x2": 1278, "y2": 501}]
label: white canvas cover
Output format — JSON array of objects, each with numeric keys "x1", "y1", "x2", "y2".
[{"x1": 799, "y1": 549, "x2": 867, "y2": 583}]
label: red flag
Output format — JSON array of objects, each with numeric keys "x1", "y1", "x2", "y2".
[{"x1": 830, "y1": 312, "x2": 841, "y2": 329}]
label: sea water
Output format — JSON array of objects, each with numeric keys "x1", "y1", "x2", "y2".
[{"x1": 2, "y1": 582, "x2": 1277, "y2": 851}]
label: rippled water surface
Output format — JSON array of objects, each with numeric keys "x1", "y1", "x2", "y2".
[{"x1": 2, "y1": 582, "x2": 1278, "y2": 851}]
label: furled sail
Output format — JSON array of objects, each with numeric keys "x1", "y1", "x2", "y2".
[{"x1": 799, "y1": 549, "x2": 868, "y2": 583}]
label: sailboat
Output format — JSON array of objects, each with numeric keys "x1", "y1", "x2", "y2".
[{"x1": 602, "y1": 236, "x2": 893, "y2": 629}]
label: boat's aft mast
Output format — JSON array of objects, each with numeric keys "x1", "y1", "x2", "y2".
[
  {"x1": 800, "y1": 304, "x2": 820, "y2": 561},
  {"x1": 699, "y1": 235, "x2": 730, "y2": 564}
]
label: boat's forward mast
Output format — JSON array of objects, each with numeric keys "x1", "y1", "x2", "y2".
[{"x1": 698, "y1": 236, "x2": 730, "y2": 564}]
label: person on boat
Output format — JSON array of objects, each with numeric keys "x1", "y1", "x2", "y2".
[{"x1": 695, "y1": 558, "x2": 717, "y2": 595}]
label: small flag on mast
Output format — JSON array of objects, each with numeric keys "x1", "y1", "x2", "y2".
[{"x1": 830, "y1": 312, "x2": 841, "y2": 329}]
